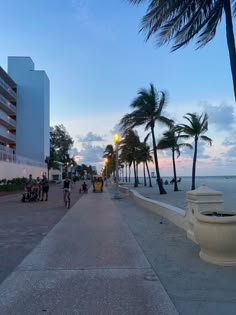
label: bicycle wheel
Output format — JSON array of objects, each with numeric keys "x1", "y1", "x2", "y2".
[{"x1": 66, "y1": 196, "x2": 70, "y2": 209}]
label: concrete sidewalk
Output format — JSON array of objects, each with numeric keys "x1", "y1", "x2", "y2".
[
  {"x1": 115, "y1": 187, "x2": 236, "y2": 315},
  {"x1": 0, "y1": 188, "x2": 177, "y2": 314}
]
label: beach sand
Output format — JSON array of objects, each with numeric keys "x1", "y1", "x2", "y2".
[{"x1": 121, "y1": 177, "x2": 236, "y2": 211}]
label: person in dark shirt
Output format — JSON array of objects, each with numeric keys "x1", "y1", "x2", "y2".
[
  {"x1": 62, "y1": 176, "x2": 72, "y2": 202},
  {"x1": 81, "y1": 181, "x2": 88, "y2": 193},
  {"x1": 41, "y1": 174, "x2": 49, "y2": 201}
]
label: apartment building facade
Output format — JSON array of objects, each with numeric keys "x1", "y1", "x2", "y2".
[
  {"x1": 0, "y1": 57, "x2": 49, "y2": 179},
  {"x1": 0, "y1": 66, "x2": 17, "y2": 161},
  {"x1": 8, "y1": 56, "x2": 50, "y2": 162}
]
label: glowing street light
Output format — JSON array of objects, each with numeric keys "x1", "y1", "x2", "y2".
[{"x1": 113, "y1": 132, "x2": 121, "y2": 199}]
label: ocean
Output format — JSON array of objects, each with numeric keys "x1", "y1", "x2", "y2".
[{"x1": 119, "y1": 176, "x2": 236, "y2": 210}]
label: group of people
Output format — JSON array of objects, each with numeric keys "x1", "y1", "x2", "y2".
[
  {"x1": 23, "y1": 174, "x2": 89, "y2": 204},
  {"x1": 161, "y1": 177, "x2": 182, "y2": 185},
  {"x1": 25, "y1": 173, "x2": 49, "y2": 201}
]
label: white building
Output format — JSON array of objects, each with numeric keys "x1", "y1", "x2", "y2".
[{"x1": 8, "y1": 56, "x2": 50, "y2": 162}]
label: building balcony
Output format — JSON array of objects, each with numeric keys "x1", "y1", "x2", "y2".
[
  {"x1": 0, "y1": 77, "x2": 16, "y2": 99},
  {"x1": 0, "y1": 126, "x2": 16, "y2": 144},
  {"x1": 0, "y1": 114, "x2": 16, "y2": 130},
  {"x1": 0, "y1": 94, "x2": 16, "y2": 115}
]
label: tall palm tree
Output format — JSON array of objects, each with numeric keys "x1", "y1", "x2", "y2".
[
  {"x1": 128, "y1": 0, "x2": 236, "y2": 102},
  {"x1": 178, "y1": 113, "x2": 212, "y2": 190},
  {"x1": 119, "y1": 129, "x2": 141, "y2": 187},
  {"x1": 120, "y1": 83, "x2": 173, "y2": 194},
  {"x1": 138, "y1": 141, "x2": 153, "y2": 187},
  {"x1": 103, "y1": 144, "x2": 115, "y2": 178},
  {"x1": 157, "y1": 127, "x2": 192, "y2": 191}
]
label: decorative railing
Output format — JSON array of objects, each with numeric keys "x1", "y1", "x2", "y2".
[
  {"x1": 0, "y1": 146, "x2": 46, "y2": 168},
  {"x1": 0, "y1": 95, "x2": 16, "y2": 113},
  {"x1": 0, "y1": 127, "x2": 16, "y2": 141},
  {"x1": 0, "y1": 77, "x2": 16, "y2": 98},
  {"x1": 0, "y1": 109, "x2": 16, "y2": 127}
]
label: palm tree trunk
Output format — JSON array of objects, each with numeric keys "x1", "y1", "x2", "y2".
[
  {"x1": 172, "y1": 149, "x2": 178, "y2": 192},
  {"x1": 129, "y1": 165, "x2": 131, "y2": 182},
  {"x1": 143, "y1": 162, "x2": 147, "y2": 186},
  {"x1": 223, "y1": 0, "x2": 236, "y2": 102},
  {"x1": 145, "y1": 161, "x2": 152, "y2": 187},
  {"x1": 125, "y1": 162, "x2": 128, "y2": 182},
  {"x1": 151, "y1": 126, "x2": 166, "y2": 194},
  {"x1": 133, "y1": 161, "x2": 138, "y2": 187},
  {"x1": 192, "y1": 138, "x2": 198, "y2": 190}
]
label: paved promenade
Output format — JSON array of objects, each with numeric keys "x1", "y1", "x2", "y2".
[
  {"x1": 0, "y1": 182, "x2": 84, "y2": 285},
  {"x1": 0, "y1": 184, "x2": 236, "y2": 314},
  {"x1": 0, "y1": 186, "x2": 177, "y2": 315}
]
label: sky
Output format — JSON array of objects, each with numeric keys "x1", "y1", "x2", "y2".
[{"x1": 0, "y1": 0, "x2": 236, "y2": 176}]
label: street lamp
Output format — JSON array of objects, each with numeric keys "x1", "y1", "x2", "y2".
[
  {"x1": 104, "y1": 157, "x2": 108, "y2": 187},
  {"x1": 113, "y1": 132, "x2": 121, "y2": 199}
]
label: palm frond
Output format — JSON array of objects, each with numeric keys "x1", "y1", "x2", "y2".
[
  {"x1": 144, "y1": 132, "x2": 151, "y2": 143},
  {"x1": 157, "y1": 115, "x2": 174, "y2": 127},
  {"x1": 137, "y1": 0, "x2": 224, "y2": 50},
  {"x1": 200, "y1": 135, "x2": 212, "y2": 145},
  {"x1": 234, "y1": 2, "x2": 236, "y2": 16},
  {"x1": 128, "y1": 0, "x2": 144, "y2": 4},
  {"x1": 178, "y1": 143, "x2": 193, "y2": 150},
  {"x1": 175, "y1": 147, "x2": 181, "y2": 158}
]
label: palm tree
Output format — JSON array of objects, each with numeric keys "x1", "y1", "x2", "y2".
[
  {"x1": 103, "y1": 144, "x2": 114, "y2": 159},
  {"x1": 120, "y1": 83, "x2": 173, "y2": 194},
  {"x1": 128, "y1": 0, "x2": 236, "y2": 102},
  {"x1": 103, "y1": 144, "x2": 115, "y2": 178},
  {"x1": 119, "y1": 129, "x2": 141, "y2": 187},
  {"x1": 137, "y1": 141, "x2": 153, "y2": 187},
  {"x1": 157, "y1": 127, "x2": 192, "y2": 191},
  {"x1": 178, "y1": 113, "x2": 212, "y2": 190}
]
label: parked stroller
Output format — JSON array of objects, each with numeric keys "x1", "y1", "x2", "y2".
[{"x1": 21, "y1": 187, "x2": 38, "y2": 202}]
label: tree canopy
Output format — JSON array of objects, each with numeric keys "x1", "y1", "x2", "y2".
[
  {"x1": 50, "y1": 125, "x2": 74, "y2": 163},
  {"x1": 127, "y1": 0, "x2": 236, "y2": 101}
]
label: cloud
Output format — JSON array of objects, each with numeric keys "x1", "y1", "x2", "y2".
[
  {"x1": 79, "y1": 143, "x2": 105, "y2": 164},
  {"x1": 181, "y1": 141, "x2": 211, "y2": 159},
  {"x1": 71, "y1": 0, "x2": 115, "y2": 42},
  {"x1": 71, "y1": 0, "x2": 90, "y2": 24},
  {"x1": 200, "y1": 102, "x2": 236, "y2": 131},
  {"x1": 109, "y1": 123, "x2": 123, "y2": 136},
  {"x1": 69, "y1": 147, "x2": 80, "y2": 156},
  {"x1": 222, "y1": 136, "x2": 236, "y2": 146},
  {"x1": 222, "y1": 145, "x2": 236, "y2": 158},
  {"x1": 77, "y1": 131, "x2": 104, "y2": 142}
]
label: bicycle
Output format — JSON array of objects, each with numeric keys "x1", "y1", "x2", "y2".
[{"x1": 64, "y1": 189, "x2": 70, "y2": 209}]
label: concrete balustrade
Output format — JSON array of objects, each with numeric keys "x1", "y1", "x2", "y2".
[
  {"x1": 186, "y1": 184, "x2": 224, "y2": 243},
  {"x1": 120, "y1": 186, "x2": 186, "y2": 230},
  {"x1": 120, "y1": 184, "x2": 236, "y2": 266}
]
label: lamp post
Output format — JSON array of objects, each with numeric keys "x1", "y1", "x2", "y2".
[
  {"x1": 113, "y1": 132, "x2": 121, "y2": 199},
  {"x1": 104, "y1": 157, "x2": 108, "y2": 187}
]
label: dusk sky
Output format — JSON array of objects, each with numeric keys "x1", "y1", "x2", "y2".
[{"x1": 1, "y1": 0, "x2": 236, "y2": 176}]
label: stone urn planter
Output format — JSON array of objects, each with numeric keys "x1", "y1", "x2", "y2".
[{"x1": 194, "y1": 210, "x2": 236, "y2": 266}]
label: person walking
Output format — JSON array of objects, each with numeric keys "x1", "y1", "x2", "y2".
[
  {"x1": 36, "y1": 176, "x2": 42, "y2": 200},
  {"x1": 41, "y1": 174, "x2": 49, "y2": 201}
]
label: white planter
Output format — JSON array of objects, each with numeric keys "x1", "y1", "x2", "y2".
[{"x1": 194, "y1": 210, "x2": 236, "y2": 266}]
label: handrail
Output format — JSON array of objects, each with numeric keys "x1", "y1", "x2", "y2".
[
  {"x1": 0, "y1": 110, "x2": 16, "y2": 127},
  {"x1": 0, "y1": 95, "x2": 16, "y2": 113},
  {"x1": 0, "y1": 77, "x2": 16, "y2": 98},
  {"x1": 0, "y1": 148, "x2": 46, "y2": 167}
]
